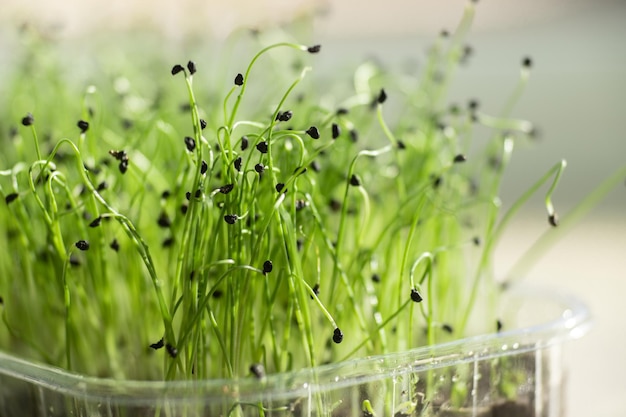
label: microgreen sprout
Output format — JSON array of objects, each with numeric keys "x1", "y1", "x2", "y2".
[{"x1": 0, "y1": 10, "x2": 619, "y2": 416}]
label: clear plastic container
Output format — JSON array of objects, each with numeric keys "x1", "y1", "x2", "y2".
[{"x1": 0, "y1": 287, "x2": 590, "y2": 417}]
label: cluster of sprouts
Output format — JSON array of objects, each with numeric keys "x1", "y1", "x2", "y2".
[{"x1": 2, "y1": 3, "x2": 609, "y2": 383}]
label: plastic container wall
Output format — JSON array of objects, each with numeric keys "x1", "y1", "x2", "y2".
[{"x1": 0, "y1": 288, "x2": 590, "y2": 417}]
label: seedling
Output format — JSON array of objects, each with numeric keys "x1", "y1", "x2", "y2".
[{"x1": 0, "y1": 4, "x2": 624, "y2": 417}]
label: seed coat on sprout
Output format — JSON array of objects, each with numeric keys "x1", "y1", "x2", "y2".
[
  {"x1": 234, "y1": 73, "x2": 244, "y2": 86},
  {"x1": 187, "y1": 61, "x2": 197, "y2": 75},
  {"x1": 21, "y1": 113, "x2": 34, "y2": 126},
  {"x1": 276, "y1": 110, "x2": 293, "y2": 122},
  {"x1": 241, "y1": 136, "x2": 249, "y2": 151},
  {"x1": 184, "y1": 136, "x2": 196, "y2": 152},
  {"x1": 75, "y1": 240, "x2": 90, "y2": 251},
  {"x1": 219, "y1": 184, "x2": 234, "y2": 194},
  {"x1": 224, "y1": 214, "x2": 238, "y2": 225},
  {"x1": 548, "y1": 213, "x2": 559, "y2": 227},
  {"x1": 250, "y1": 363, "x2": 266, "y2": 378},
  {"x1": 332, "y1": 328, "x2": 343, "y2": 344},
  {"x1": 349, "y1": 174, "x2": 361, "y2": 187},
  {"x1": 453, "y1": 154, "x2": 467, "y2": 163},
  {"x1": 377, "y1": 89, "x2": 387, "y2": 104},
  {"x1": 306, "y1": 126, "x2": 320, "y2": 139},
  {"x1": 411, "y1": 288, "x2": 423, "y2": 303},
  {"x1": 5, "y1": 193, "x2": 18, "y2": 205},
  {"x1": 165, "y1": 343, "x2": 178, "y2": 358},
  {"x1": 171, "y1": 64, "x2": 184, "y2": 76},
  {"x1": 150, "y1": 338, "x2": 164, "y2": 350},
  {"x1": 331, "y1": 123, "x2": 341, "y2": 139},
  {"x1": 77, "y1": 120, "x2": 89, "y2": 133},
  {"x1": 256, "y1": 141, "x2": 268, "y2": 153},
  {"x1": 307, "y1": 45, "x2": 321, "y2": 53},
  {"x1": 522, "y1": 56, "x2": 533, "y2": 68}
]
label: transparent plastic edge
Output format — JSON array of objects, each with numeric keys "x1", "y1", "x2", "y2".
[{"x1": 0, "y1": 286, "x2": 592, "y2": 403}]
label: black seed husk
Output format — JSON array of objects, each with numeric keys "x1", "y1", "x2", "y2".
[
  {"x1": 89, "y1": 217, "x2": 102, "y2": 228},
  {"x1": 377, "y1": 88, "x2": 387, "y2": 104},
  {"x1": 21, "y1": 113, "x2": 34, "y2": 126},
  {"x1": 171, "y1": 64, "x2": 185, "y2": 75},
  {"x1": 187, "y1": 60, "x2": 197, "y2": 75},
  {"x1": 224, "y1": 214, "x2": 238, "y2": 224},
  {"x1": 166, "y1": 343, "x2": 178, "y2": 358},
  {"x1": 329, "y1": 198, "x2": 341, "y2": 212},
  {"x1": 241, "y1": 136, "x2": 249, "y2": 151},
  {"x1": 150, "y1": 338, "x2": 164, "y2": 350},
  {"x1": 453, "y1": 154, "x2": 467, "y2": 163},
  {"x1": 234, "y1": 157, "x2": 242, "y2": 171},
  {"x1": 119, "y1": 159, "x2": 128, "y2": 174},
  {"x1": 307, "y1": 44, "x2": 321, "y2": 53},
  {"x1": 200, "y1": 119, "x2": 207, "y2": 130},
  {"x1": 250, "y1": 363, "x2": 265, "y2": 378},
  {"x1": 411, "y1": 288, "x2": 423, "y2": 303},
  {"x1": 110, "y1": 239, "x2": 120, "y2": 252},
  {"x1": 522, "y1": 56, "x2": 533, "y2": 68},
  {"x1": 332, "y1": 328, "x2": 343, "y2": 344},
  {"x1": 256, "y1": 141, "x2": 268, "y2": 153},
  {"x1": 219, "y1": 184, "x2": 234, "y2": 194},
  {"x1": 77, "y1": 120, "x2": 89, "y2": 133},
  {"x1": 263, "y1": 260, "x2": 273, "y2": 274},
  {"x1": 349, "y1": 174, "x2": 361, "y2": 187},
  {"x1": 276, "y1": 110, "x2": 293, "y2": 122},
  {"x1": 109, "y1": 149, "x2": 127, "y2": 161},
  {"x1": 295, "y1": 199, "x2": 307, "y2": 211},
  {"x1": 157, "y1": 211, "x2": 171, "y2": 228},
  {"x1": 184, "y1": 136, "x2": 196, "y2": 152},
  {"x1": 5, "y1": 193, "x2": 18, "y2": 204},
  {"x1": 548, "y1": 213, "x2": 559, "y2": 227},
  {"x1": 75, "y1": 240, "x2": 90, "y2": 251},
  {"x1": 234, "y1": 73, "x2": 244, "y2": 86},
  {"x1": 311, "y1": 283, "x2": 320, "y2": 300},
  {"x1": 306, "y1": 126, "x2": 320, "y2": 139},
  {"x1": 331, "y1": 123, "x2": 341, "y2": 139}
]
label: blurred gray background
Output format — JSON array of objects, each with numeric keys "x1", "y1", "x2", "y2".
[{"x1": 1, "y1": 0, "x2": 625, "y2": 415}]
